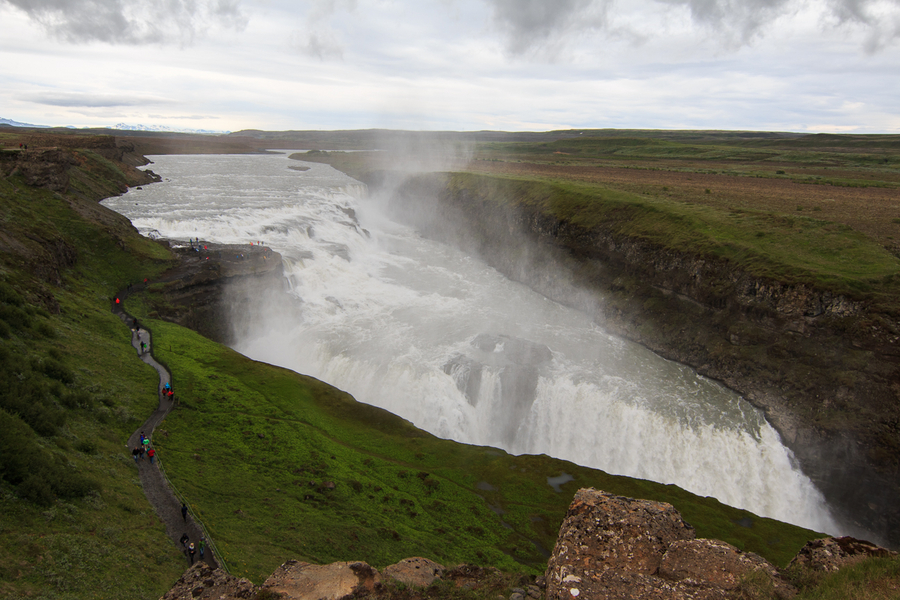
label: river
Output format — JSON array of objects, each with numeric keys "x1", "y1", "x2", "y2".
[{"x1": 102, "y1": 151, "x2": 839, "y2": 534}]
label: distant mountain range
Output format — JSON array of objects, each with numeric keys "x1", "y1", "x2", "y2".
[
  {"x1": 0, "y1": 117, "x2": 51, "y2": 128},
  {"x1": 0, "y1": 117, "x2": 228, "y2": 134},
  {"x1": 113, "y1": 123, "x2": 230, "y2": 134}
]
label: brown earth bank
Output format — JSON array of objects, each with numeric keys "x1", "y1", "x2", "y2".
[
  {"x1": 356, "y1": 170, "x2": 900, "y2": 550},
  {"x1": 160, "y1": 489, "x2": 898, "y2": 600}
]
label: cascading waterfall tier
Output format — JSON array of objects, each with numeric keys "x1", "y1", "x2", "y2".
[{"x1": 102, "y1": 151, "x2": 840, "y2": 535}]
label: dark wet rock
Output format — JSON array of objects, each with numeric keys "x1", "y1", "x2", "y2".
[
  {"x1": 145, "y1": 242, "x2": 290, "y2": 345},
  {"x1": 443, "y1": 333, "x2": 553, "y2": 445}
]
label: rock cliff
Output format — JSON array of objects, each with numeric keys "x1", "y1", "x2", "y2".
[
  {"x1": 141, "y1": 243, "x2": 287, "y2": 345},
  {"x1": 370, "y1": 171, "x2": 900, "y2": 548}
]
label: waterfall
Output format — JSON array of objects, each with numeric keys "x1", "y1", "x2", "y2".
[{"x1": 102, "y1": 151, "x2": 841, "y2": 535}]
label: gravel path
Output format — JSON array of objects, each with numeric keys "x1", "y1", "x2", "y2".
[{"x1": 113, "y1": 288, "x2": 218, "y2": 570}]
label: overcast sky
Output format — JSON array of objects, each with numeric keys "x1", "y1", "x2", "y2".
[{"x1": 1, "y1": 0, "x2": 898, "y2": 133}]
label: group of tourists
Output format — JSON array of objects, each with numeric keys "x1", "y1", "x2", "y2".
[
  {"x1": 120, "y1": 282, "x2": 218, "y2": 570},
  {"x1": 132, "y1": 431, "x2": 156, "y2": 464},
  {"x1": 179, "y1": 529, "x2": 207, "y2": 565}
]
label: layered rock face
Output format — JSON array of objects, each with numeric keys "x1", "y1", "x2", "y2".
[{"x1": 145, "y1": 243, "x2": 288, "y2": 345}]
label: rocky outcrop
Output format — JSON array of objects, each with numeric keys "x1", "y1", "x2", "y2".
[
  {"x1": 146, "y1": 243, "x2": 288, "y2": 345},
  {"x1": 789, "y1": 536, "x2": 896, "y2": 573},
  {"x1": 260, "y1": 560, "x2": 381, "y2": 599},
  {"x1": 1, "y1": 148, "x2": 76, "y2": 191},
  {"x1": 161, "y1": 557, "x2": 451, "y2": 600},
  {"x1": 545, "y1": 488, "x2": 795, "y2": 600},
  {"x1": 160, "y1": 488, "x2": 898, "y2": 600},
  {"x1": 1, "y1": 137, "x2": 160, "y2": 190},
  {"x1": 159, "y1": 562, "x2": 256, "y2": 599},
  {"x1": 374, "y1": 171, "x2": 900, "y2": 548},
  {"x1": 382, "y1": 557, "x2": 445, "y2": 587}
]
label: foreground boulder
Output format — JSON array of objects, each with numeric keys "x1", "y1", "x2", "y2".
[
  {"x1": 382, "y1": 556, "x2": 445, "y2": 587},
  {"x1": 789, "y1": 536, "x2": 897, "y2": 572},
  {"x1": 545, "y1": 488, "x2": 793, "y2": 599},
  {"x1": 259, "y1": 560, "x2": 381, "y2": 599},
  {"x1": 159, "y1": 562, "x2": 256, "y2": 600},
  {"x1": 161, "y1": 489, "x2": 897, "y2": 599}
]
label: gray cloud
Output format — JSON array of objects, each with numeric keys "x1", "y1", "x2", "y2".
[
  {"x1": 824, "y1": 0, "x2": 900, "y2": 52},
  {"x1": 289, "y1": 29, "x2": 345, "y2": 60},
  {"x1": 1, "y1": 0, "x2": 248, "y2": 45},
  {"x1": 148, "y1": 114, "x2": 220, "y2": 119},
  {"x1": 656, "y1": 0, "x2": 900, "y2": 49},
  {"x1": 486, "y1": 0, "x2": 614, "y2": 56},
  {"x1": 654, "y1": 0, "x2": 795, "y2": 46},
  {"x1": 26, "y1": 91, "x2": 172, "y2": 107},
  {"x1": 288, "y1": 0, "x2": 356, "y2": 60},
  {"x1": 485, "y1": 0, "x2": 900, "y2": 54}
]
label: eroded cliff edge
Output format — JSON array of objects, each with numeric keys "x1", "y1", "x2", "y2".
[{"x1": 366, "y1": 170, "x2": 900, "y2": 548}]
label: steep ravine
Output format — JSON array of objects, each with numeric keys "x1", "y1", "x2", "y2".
[{"x1": 368, "y1": 171, "x2": 900, "y2": 548}]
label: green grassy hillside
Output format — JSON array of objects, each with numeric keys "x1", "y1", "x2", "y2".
[
  {"x1": 0, "y1": 139, "x2": 856, "y2": 597},
  {"x1": 0, "y1": 149, "x2": 183, "y2": 599},
  {"x1": 444, "y1": 172, "x2": 900, "y2": 302},
  {"x1": 123, "y1": 316, "x2": 821, "y2": 583}
]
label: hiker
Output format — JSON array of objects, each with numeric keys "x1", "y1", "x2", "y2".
[
  {"x1": 181, "y1": 503, "x2": 188, "y2": 522},
  {"x1": 140, "y1": 340, "x2": 146, "y2": 353},
  {"x1": 139, "y1": 445, "x2": 145, "y2": 460},
  {"x1": 142, "y1": 436, "x2": 150, "y2": 452},
  {"x1": 199, "y1": 538, "x2": 206, "y2": 559},
  {"x1": 132, "y1": 446, "x2": 140, "y2": 463},
  {"x1": 180, "y1": 532, "x2": 189, "y2": 548},
  {"x1": 148, "y1": 447, "x2": 155, "y2": 463},
  {"x1": 188, "y1": 542, "x2": 196, "y2": 564}
]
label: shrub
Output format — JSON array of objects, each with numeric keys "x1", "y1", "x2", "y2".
[
  {"x1": 19, "y1": 474, "x2": 55, "y2": 506},
  {"x1": 41, "y1": 358, "x2": 75, "y2": 384}
]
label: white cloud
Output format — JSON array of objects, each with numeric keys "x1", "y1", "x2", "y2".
[{"x1": 0, "y1": 0, "x2": 897, "y2": 132}]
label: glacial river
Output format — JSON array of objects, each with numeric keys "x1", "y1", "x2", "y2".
[{"x1": 103, "y1": 152, "x2": 840, "y2": 534}]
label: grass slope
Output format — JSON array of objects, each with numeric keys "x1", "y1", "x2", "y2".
[
  {"x1": 445, "y1": 172, "x2": 900, "y2": 303},
  {"x1": 0, "y1": 151, "x2": 184, "y2": 599},
  {"x1": 131, "y1": 317, "x2": 822, "y2": 584}
]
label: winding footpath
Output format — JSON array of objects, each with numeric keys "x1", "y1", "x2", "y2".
[{"x1": 112, "y1": 289, "x2": 218, "y2": 569}]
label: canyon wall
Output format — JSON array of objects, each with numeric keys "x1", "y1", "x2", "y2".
[{"x1": 370, "y1": 171, "x2": 900, "y2": 548}]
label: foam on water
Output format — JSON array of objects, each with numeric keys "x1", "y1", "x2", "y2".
[{"x1": 103, "y1": 152, "x2": 840, "y2": 534}]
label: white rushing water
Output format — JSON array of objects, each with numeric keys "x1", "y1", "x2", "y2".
[{"x1": 103, "y1": 152, "x2": 839, "y2": 533}]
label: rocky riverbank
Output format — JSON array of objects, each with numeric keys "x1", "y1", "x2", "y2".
[{"x1": 364, "y1": 170, "x2": 900, "y2": 549}]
